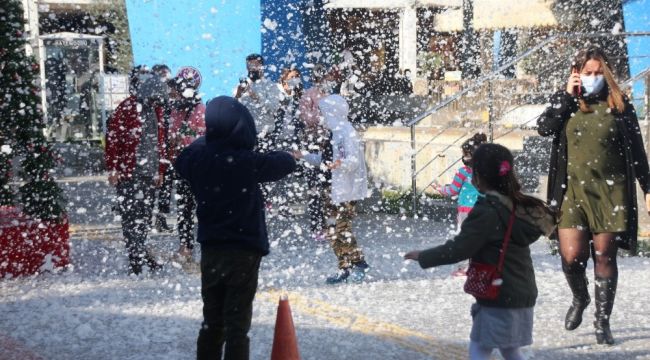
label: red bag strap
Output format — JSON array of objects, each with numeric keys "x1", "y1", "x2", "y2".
[{"x1": 496, "y1": 204, "x2": 516, "y2": 273}]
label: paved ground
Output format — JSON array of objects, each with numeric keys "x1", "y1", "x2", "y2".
[{"x1": 1, "y1": 175, "x2": 648, "y2": 359}]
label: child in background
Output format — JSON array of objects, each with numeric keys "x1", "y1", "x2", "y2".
[
  {"x1": 405, "y1": 143, "x2": 556, "y2": 360},
  {"x1": 432, "y1": 133, "x2": 487, "y2": 276},
  {"x1": 295, "y1": 94, "x2": 370, "y2": 284},
  {"x1": 432, "y1": 133, "x2": 487, "y2": 231}
]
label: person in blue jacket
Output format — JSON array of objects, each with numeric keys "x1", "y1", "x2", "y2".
[{"x1": 175, "y1": 96, "x2": 296, "y2": 360}]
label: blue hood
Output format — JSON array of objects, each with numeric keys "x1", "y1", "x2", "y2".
[{"x1": 204, "y1": 96, "x2": 257, "y2": 150}]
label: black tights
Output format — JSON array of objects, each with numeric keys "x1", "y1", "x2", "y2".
[{"x1": 559, "y1": 228, "x2": 618, "y2": 279}]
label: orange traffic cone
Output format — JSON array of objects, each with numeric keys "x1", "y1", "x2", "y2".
[{"x1": 270, "y1": 295, "x2": 301, "y2": 360}]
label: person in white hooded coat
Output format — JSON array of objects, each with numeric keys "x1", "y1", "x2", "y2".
[{"x1": 297, "y1": 94, "x2": 370, "y2": 284}]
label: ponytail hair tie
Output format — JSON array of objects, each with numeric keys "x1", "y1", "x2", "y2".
[{"x1": 498, "y1": 161, "x2": 511, "y2": 176}]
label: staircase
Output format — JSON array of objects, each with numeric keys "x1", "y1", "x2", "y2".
[
  {"x1": 512, "y1": 135, "x2": 552, "y2": 194},
  {"x1": 404, "y1": 31, "x2": 650, "y2": 214}
]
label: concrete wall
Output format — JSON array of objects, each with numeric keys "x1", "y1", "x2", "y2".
[{"x1": 362, "y1": 126, "x2": 538, "y2": 192}]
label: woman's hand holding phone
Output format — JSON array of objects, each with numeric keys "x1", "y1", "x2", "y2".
[{"x1": 566, "y1": 68, "x2": 581, "y2": 97}]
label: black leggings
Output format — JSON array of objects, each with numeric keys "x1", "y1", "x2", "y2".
[{"x1": 176, "y1": 179, "x2": 196, "y2": 249}]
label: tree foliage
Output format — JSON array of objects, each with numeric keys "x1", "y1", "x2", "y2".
[{"x1": 0, "y1": 0, "x2": 65, "y2": 219}]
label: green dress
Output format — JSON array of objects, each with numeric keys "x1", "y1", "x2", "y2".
[{"x1": 559, "y1": 101, "x2": 628, "y2": 233}]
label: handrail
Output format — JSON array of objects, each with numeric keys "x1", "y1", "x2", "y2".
[
  {"x1": 406, "y1": 35, "x2": 560, "y2": 127},
  {"x1": 623, "y1": 67, "x2": 650, "y2": 88},
  {"x1": 413, "y1": 131, "x2": 468, "y2": 178},
  {"x1": 417, "y1": 63, "x2": 650, "y2": 198},
  {"x1": 409, "y1": 31, "x2": 650, "y2": 215},
  {"x1": 407, "y1": 31, "x2": 650, "y2": 128},
  {"x1": 414, "y1": 128, "x2": 451, "y2": 156}
]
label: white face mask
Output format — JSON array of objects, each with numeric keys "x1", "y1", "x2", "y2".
[
  {"x1": 287, "y1": 77, "x2": 301, "y2": 89},
  {"x1": 182, "y1": 88, "x2": 195, "y2": 98},
  {"x1": 138, "y1": 73, "x2": 153, "y2": 83},
  {"x1": 580, "y1": 74, "x2": 605, "y2": 96}
]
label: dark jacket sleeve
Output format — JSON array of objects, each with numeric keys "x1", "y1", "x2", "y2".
[
  {"x1": 255, "y1": 151, "x2": 296, "y2": 183},
  {"x1": 418, "y1": 204, "x2": 499, "y2": 268},
  {"x1": 537, "y1": 90, "x2": 576, "y2": 137},
  {"x1": 623, "y1": 102, "x2": 650, "y2": 194},
  {"x1": 174, "y1": 144, "x2": 194, "y2": 182}
]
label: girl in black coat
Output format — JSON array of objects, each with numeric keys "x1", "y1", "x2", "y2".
[{"x1": 537, "y1": 47, "x2": 650, "y2": 345}]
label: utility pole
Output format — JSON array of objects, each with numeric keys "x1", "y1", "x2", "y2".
[{"x1": 461, "y1": 0, "x2": 480, "y2": 80}]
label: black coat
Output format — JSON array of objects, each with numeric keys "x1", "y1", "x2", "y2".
[
  {"x1": 537, "y1": 90, "x2": 650, "y2": 252},
  {"x1": 175, "y1": 96, "x2": 296, "y2": 255}
]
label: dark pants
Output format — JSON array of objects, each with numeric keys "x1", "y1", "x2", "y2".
[
  {"x1": 306, "y1": 168, "x2": 325, "y2": 233},
  {"x1": 197, "y1": 248, "x2": 262, "y2": 360},
  {"x1": 176, "y1": 178, "x2": 196, "y2": 249},
  {"x1": 157, "y1": 167, "x2": 174, "y2": 214},
  {"x1": 116, "y1": 176, "x2": 156, "y2": 271}
]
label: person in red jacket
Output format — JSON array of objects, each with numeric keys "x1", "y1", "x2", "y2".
[
  {"x1": 167, "y1": 70, "x2": 206, "y2": 262},
  {"x1": 105, "y1": 66, "x2": 168, "y2": 275}
]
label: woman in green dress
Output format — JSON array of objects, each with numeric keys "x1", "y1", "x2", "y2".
[{"x1": 538, "y1": 47, "x2": 650, "y2": 345}]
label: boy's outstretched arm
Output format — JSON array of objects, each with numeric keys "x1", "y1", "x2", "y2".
[{"x1": 255, "y1": 151, "x2": 297, "y2": 183}]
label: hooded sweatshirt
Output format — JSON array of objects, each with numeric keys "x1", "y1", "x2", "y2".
[
  {"x1": 174, "y1": 96, "x2": 296, "y2": 255},
  {"x1": 303, "y1": 95, "x2": 369, "y2": 204}
]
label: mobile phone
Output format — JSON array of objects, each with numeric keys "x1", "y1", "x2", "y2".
[
  {"x1": 571, "y1": 65, "x2": 581, "y2": 97},
  {"x1": 238, "y1": 77, "x2": 249, "y2": 92}
]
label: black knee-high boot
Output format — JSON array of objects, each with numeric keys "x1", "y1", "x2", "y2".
[
  {"x1": 564, "y1": 272, "x2": 591, "y2": 330},
  {"x1": 594, "y1": 276, "x2": 617, "y2": 345}
]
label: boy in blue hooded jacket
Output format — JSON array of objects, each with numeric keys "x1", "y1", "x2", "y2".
[{"x1": 175, "y1": 96, "x2": 296, "y2": 359}]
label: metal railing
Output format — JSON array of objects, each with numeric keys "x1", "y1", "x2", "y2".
[{"x1": 409, "y1": 31, "x2": 650, "y2": 214}]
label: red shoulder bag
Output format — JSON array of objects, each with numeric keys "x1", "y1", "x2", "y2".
[{"x1": 463, "y1": 206, "x2": 516, "y2": 300}]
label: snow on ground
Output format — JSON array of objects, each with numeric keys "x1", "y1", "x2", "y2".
[{"x1": 1, "y1": 213, "x2": 650, "y2": 359}]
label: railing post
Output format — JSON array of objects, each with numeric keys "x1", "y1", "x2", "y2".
[
  {"x1": 410, "y1": 124, "x2": 418, "y2": 216},
  {"x1": 487, "y1": 80, "x2": 494, "y2": 142}
]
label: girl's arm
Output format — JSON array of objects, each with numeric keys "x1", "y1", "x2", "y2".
[
  {"x1": 407, "y1": 203, "x2": 498, "y2": 268},
  {"x1": 537, "y1": 90, "x2": 576, "y2": 137},
  {"x1": 438, "y1": 167, "x2": 470, "y2": 197}
]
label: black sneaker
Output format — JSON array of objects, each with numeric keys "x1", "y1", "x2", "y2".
[
  {"x1": 128, "y1": 263, "x2": 142, "y2": 276},
  {"x1": 352, "y1": 260, "x2": 369, "y2": 270},
  {"x1": 326, "y1": 269, "x2": 350, "y2": 284},
  {"x1": 350, "y1": 261, "x2": 370, "y2": 283},
  {"x1": 155, "y1": 214, "x2": 173, "y2": 233},
  {"x1": 145, "y1": 252, "x2": 163, "y2": 273}
]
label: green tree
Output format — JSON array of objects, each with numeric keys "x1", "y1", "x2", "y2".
[
  {"x1": 87, "y1": 0, "x2": 133, "y2": 73},
  {"x1": 0, "y1": 0, "x2": 65, "y2": 219}
]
